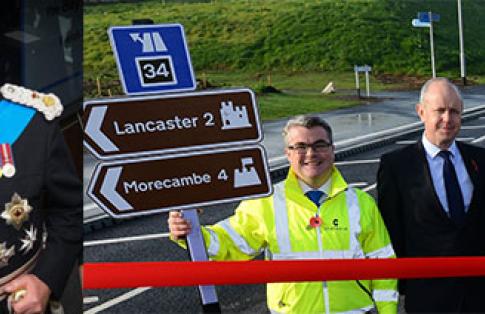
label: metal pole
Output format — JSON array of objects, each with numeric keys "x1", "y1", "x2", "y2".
[
  {"x1": 365, "y1": 69, "x2": 370, "y2": 97},
  {"x1": 457, "y1": 0, "x2": 467, "y2": 85},
  {"x1": 429, "y1": 11, "x2": 436, "y2": 78},
  {"x1": 354, "y1": 67, "x2": 360, "y2": 98},
  {"x1": 181, "y1": 209, "x2": 221, "y2": 313}
]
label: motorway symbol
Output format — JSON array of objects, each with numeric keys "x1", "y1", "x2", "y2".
[
  {"x1": 418, "y1": 12, "x2": 440, "y2": 23},
  {"x1": 83, "y1": 89, "x2": 262, "y2": 160},
  {"x1": 108, "y1": 24, "x2": 196, "y2": 95},
  {"x1": 87, "y1": 146, "x2": 272, "y2": 218}
]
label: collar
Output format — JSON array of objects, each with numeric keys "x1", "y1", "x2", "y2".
[
  {"x1": 287, "y1": 166, "x2": 348, "y2": 199},
  {"x1": 298, "y1": 177, "x2": 331, "y2": 196},
  {"x1": 422, "y1": 133, "x2": 458, "y2": 159}
]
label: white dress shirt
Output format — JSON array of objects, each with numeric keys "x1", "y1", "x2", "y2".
[
  {"x1": 299, "y1": 178, "x2": 331, "y2": 205},
  {"x1": 422, "y1": 134, "x2": 474, "y2": 214}
]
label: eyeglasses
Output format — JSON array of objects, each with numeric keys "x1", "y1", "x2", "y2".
[{"x1": 287, "y1": 140, "x2": 332, "y2": 154}]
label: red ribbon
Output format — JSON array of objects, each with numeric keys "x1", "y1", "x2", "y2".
[{"x1": 83, "y1": 257, "x2": 485, "y2": 290}]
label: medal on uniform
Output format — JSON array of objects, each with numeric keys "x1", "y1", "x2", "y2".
[
  {"x1": 0, "y1": 143, "x2": 16, "y2": 178},
  {"x1": 2, "y1": 193, "x2": 33, "y2": 230},
  {"x1": 1, "y1": 88, "x2": 38, "y2": 180},
  {"x1": 309, "y1": 215, "x2": 322, "y2": 228},
  {"x1": 20, "y1": 224, "x2": 37, "y2": 254}
]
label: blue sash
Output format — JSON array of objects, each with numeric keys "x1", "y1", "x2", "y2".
[{"x1": 0, "y1": 100, "x2": 36, "y2": 144}]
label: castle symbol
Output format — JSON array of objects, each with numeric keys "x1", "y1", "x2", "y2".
[{"x1": 220, "y1": 101, "x2": 252, "y2": 130}]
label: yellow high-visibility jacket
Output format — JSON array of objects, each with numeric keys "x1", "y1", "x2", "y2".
[{"x1": 184, "y1": 166, "x2": 398, "y2": 313}]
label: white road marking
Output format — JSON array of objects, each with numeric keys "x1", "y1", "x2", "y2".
[
  {"x1": 348, "y1": 182, "x2": 368, "y2": 188},
  {"x1": 395, "y1": 140, "x2": 416, "y2": 145},
  {"x1": 461, "y1": 125, "x2": 485, "y2": 130},
  {"x1": 335, "y1": 159, "x2": 379, "y2": 165},
  {"x1": 84, "y1": 287, "x2": 151, "y2": 314},
  {"x1": 83, "y1": 296, "x2": 100, "y2": 304},
  {"x1": 363, "y1": 183, "x2": 377, "y2": 192},
  {"x1": 396, "y1": 137, "x2": 474, "y2": 145},
  {"x1": 83, "y1": 202, "x2": 109, "y2": 223},
  {"x1": 269, "y1": 155, "x2": 287, "y2": 164},
  {"x1": 84, "y1": 233, "x2": 170, "y2": 247},
  {"x1": 471, "y1": 135, "x2": 485, "y2": 143}
]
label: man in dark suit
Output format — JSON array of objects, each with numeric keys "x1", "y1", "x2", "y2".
[
  {"x1": 377, "y1": 77, "x2": 485, "y2": 313},
  {"x1": 0, "y1": 84, "x2": 82, "y2": 314}
]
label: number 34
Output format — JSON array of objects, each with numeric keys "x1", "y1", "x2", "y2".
[{"x1": 143, "y1": 63, "x2": 170, "y2": 79}]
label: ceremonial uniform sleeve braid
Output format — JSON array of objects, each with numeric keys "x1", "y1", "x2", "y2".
[
  {"x1": 31, "y1": 121, "x2": 83, "y2": 299},
  {"x1": 202, "y1": 199, "x2": 269, "y2": 261},
  {"x1": 357, "y1": 190, "x2": 398, "y2": 314}
]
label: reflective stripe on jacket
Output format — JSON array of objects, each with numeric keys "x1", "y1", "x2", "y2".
[{"x1": 199, "y1": 166, "x2": 398, "y2": 313}]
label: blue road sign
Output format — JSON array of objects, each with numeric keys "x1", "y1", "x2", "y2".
[
  {"x1": 418, "y1": 12, "x2": 440, "y2": 23},
  {"x1": 108, "y1": 24, "x2": 196, "y2": 95}
]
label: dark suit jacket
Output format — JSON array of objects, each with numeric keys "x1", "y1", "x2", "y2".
[
  {"x1": 0, "y1": 112, "x2": 82, "y2": 300},
  {"x1": 377, "y1": 140, "x2": 485, "y2": 313}
]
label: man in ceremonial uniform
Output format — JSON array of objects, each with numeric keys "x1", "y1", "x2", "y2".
[{"x1": 0, "y1": 84, "x2": 82, "y2": 314}]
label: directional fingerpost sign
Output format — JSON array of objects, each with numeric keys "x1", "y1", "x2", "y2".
[
  {"x1": 418, "y1": 12, "x2": 440, "y2": 23},
  {"x1": 412, "y1": 19, "x2": 431, "y2": 28},
  {"x1": 83, "y1": 89, "x2": 262, "y2": 160},
  {"x1": 108, "y1": 23, "x2": 196, "y2": 95},
  {"x1": 354, "y1": 65, "x2": 372, "y2": 72},
  {"x1": 87, "y1": 146, "x2": 272, "y2": 218}
]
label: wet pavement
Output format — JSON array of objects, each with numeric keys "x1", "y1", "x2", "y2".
[{"x1": 262, "y1": 86, "x2": 485, "y2": 164}]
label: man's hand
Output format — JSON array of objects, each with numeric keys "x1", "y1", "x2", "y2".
[
  {"x1": 1, "y1": 274, "x2": 51, "y2": 314},
  {"x1": 168, "y1": 211, "x2": 192, "y2": 240}
]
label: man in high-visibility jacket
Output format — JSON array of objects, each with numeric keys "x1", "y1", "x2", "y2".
[{"x1": 169, "y1": 115, "x2": 398, "y2": 313}]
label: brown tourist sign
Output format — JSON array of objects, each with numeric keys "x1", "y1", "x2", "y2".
[
  {"x1": 83, "y1": 89, "x2": 262, "y2": 160},
  {"x1": 87, "y1": 146, "x2": 272, "y2": 218}
]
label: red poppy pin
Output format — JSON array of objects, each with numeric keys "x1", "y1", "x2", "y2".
[
  {"x1": 471, "y1": 159, "x2": 479, "y2": 173},
  {"x1": 309, "y1": 216, "x2": 322, "y2": 228}
]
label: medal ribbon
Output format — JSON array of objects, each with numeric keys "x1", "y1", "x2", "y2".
[
  {"x1": 1, "y1": 144, "x2": 14, "y2": 164},
  {"x1": 0, "y1": 99, "x2": 35, "y2": 178}
]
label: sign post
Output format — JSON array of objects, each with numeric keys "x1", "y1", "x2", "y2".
[
  {"x1": 90, "y1": 23, "x2": 271, "y2": 313},
  {"x1": 415, "y1": 12, "x2": 440, "y2": 78},
  {"x1": 354, "y1": 69, "x2": 360, "y2": 98},
  {"x1": 354, "y1": 65, "x2": 372, "y2": 98},
  {"x1": 457, "y1": 0, "x2": 467, "y2": 85},
  {"x1": 181, "y1": 208, "x2": 220, "y2": 312},
  {"x1": 86, "y1": 112, "x2": 271, "y2": 313},
  {"x1": 428, "y1": 12, "x2": 436, "y2": 78}
]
